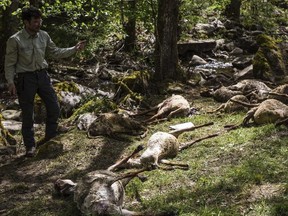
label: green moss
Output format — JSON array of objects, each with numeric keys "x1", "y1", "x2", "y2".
[
  {"x1": 113, "y1": 70, "x2": 151, "y2": 107},
  {"x1": 33, "y1": 81, "x2": 81, "y2": 116},
  {"x1": 253, "y1": 34, "x2": 286, "y2": 81},
  {"x1": 256, "y1": 34, "x2": 278, "y2": 50},
  {"x1": 114, "y1": 70, "x2": 151, "y2": 94},
  {"x1": 36, "y1": 139, "x2": 64, "y2": 159},
  {"x1": 68, "y1": 97, "x2": 118, "y2": 121},
  {"x1": 54, "y1": 81, "x2": 80, "y2": 94},
  {"x1": 253, "y1": 49, "x2": 271, "y2": 78},
  {"x1": 0, "y1": 114, "x2": 17, "y2": 146}
]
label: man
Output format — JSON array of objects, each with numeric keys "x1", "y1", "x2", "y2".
[{"x1": 5, "y1": 6, "x2": 85, "y2": 157}]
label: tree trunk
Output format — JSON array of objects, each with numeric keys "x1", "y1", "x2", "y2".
[
  {"x1": 0, "y1": 0, "x2": 19, "y2": 83},
  {"x1": 154, "y1": 0, "x2": 180, "y2": 81},
  {"x1": 123, "y1": 0, "x2": 136, "y2": 52},
  {"x1": 223, "y1": 0, "x2": 241, "y2": 21},
  {"x1": 29, "y1": 0, "x2": 40, "y2": 7}
]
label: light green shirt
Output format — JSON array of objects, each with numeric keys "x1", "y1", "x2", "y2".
[{"x1": 5, "y1": 28, "x2": 77, "y2": 84}]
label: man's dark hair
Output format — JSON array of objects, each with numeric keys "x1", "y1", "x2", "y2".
[{"x1": 21, "y1": 6, "x2": 42, "y2": 21}]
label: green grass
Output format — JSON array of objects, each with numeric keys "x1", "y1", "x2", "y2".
[{"x1": 123, "y1": 101, "x2": 288, "y2": 216}]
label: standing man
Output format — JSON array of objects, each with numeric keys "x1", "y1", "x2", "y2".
[{"x1": 5, "y1": 6, "x2": 85, "y2": 157}]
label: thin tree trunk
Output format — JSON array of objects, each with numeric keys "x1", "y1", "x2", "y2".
[
  {"x1": 123, "y1": 0, "x2": 136, "y2": 52},
  {"x1": 29, "y1": 0, "x2": 40, "y2": 8},
  {"x1": 0, "y1": 0, "x2": 19, "y2": 82},
  {"x1": 223, "y1": 0, "x2": 241, "y2": 21},
  {"x1": 154, "y1": 0, "x2": 180, "y2": 81}
]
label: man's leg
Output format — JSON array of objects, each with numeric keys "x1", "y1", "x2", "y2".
[
  {"x1": 16, "y1": 74, "x2": 38, "y2": 153},
  {"x1": 37, "y1": 70, "x2": 60, "y2": 140}
]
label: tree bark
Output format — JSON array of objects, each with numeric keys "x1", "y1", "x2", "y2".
[
  {"x1": 123, "y1": 0, "x2": 136, "y2": 52},
  {"x1": 223, "y1": 0, "x2": 241, "y2": 21},
  {"x1": 0, "y1": 0, "x2": 19, "y2": 82},
  {"x1": 29, "y1": 0, "x2": 40, "y2": 8},
  {"x1": 154, "y1": 0, "x2": 180, "y2": 81}
]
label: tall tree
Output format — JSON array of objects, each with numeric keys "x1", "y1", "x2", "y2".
[
  {"x1": 223, "y1": 0, "x2": 242, "y2": 21},
  {"x1": 0, "y1": 0, "x2": 19, "y2": 82},
  {"x1": 123, "y1": 0, "x2": 137, "y2": 52},
  {"x1": 154, "y1": 0, "x2": 180, "y2": 81},
  {"x1": 29, "y1": 0, "x2": 40, "y2": 8}
]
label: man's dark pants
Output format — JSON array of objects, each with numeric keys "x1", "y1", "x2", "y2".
[{"x1": 16, "y1": 70, "x2": 60, "y2": 149}]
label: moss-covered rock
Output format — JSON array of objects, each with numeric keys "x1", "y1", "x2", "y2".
[
  {"x1": 68, "y1": 97, "x2": 118, "y2": 122},
  {"x1": 113, "y1": 70, "x2": 151, "y2": 108},
  {"x1": 0, "y1": 114, "x2": 17, "y2": 146},
  {"x1": 253, "y1": 34, "x2": 286, "y2": 83},
  {"x1": 36, "y1": 139, "x2": 64, "y2": 159},
  {"x1": 54, "y1": 81, "x2": 80, "y2": 94},
  {"x1": 33, "y1": 81, "x2": 89, "y2": 122}
]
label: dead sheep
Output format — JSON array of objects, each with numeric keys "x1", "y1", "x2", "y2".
[
  {"x1": 55, "y1": 169, "x2": 148, "y2": 216},
  {"x1": 87, "y1": 112, "x2": 147, "y2": 138},
  {"x1": 136, "y1": 95, "x2": 191, "y2": 123},
  {"x1": 227, "y1": 79, "x2": 271, "y2": 102},
  {"x1": 54, "y1": 146, "x2": 148, "y2": 216},
  {"x1": 113, "y1": 122, "x2": 215, "y2": 170},
  {"x1": 230, "y1": 98, "x2": 288, "y2": 126},
  {"x1": 268, "y1": 84, "x2": 288, "y2": 104},
  {"x1": 139, "y1": 131, "x2": 179, "y2": 167},
  {"x1": 210, "y1": 86, "x2": 242, "y2": 102},
  {"x1": 210, "y1": 95, "x2": 250, "y2": 113}
]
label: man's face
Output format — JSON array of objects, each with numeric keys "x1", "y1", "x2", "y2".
[{"x1": 25, "y1": 17, "x2": 42, "y2": 34}]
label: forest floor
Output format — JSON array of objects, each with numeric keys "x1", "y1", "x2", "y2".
[{"x1": 0, "y1": 82, "x2": 287, "y2": 216}]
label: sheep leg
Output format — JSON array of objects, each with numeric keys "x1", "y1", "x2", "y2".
[
  {"x1": 107, "y1": 145, "x2": 144, "y2": 171},
  {"x1": 121, "y1": 209, "x2": 145, "y2": 216},
  {"x1": 207, "y1": 104, "x2": 225, "y2": 113},
  {"x1": 242, "y1": 108, "x2": 257, "y2": 126},
  {"x1": 146, "y1": 117, "x2": 168, "y2": 125},
  {"x1": 268, "y1": 92, "x2": 288, "y2": 99},
  {"x1": 144, "y1": 113, "x2": 163, "y2": 123},
  {"x1": 169, "y1": 122, "x2": 214, "y2": 138},
  {"x1": 132, "y1": 106, "x2": 158, "y2": 116},
  {"x1": 113, "y1": 166, "x2": 155, "y2": 185},
  {"x1": 229, "y1": 98, "x2": 258, "y2": 108},
  {"x1": 166, "y1": 107, "x2": 186, "y2": 119},
  {"x1": 275, "y1": 117, "x2": 288, "y2": 127},
  {"x1": 160, "y1": 159, "x2": 189, "y2": 169},
  {"x1": 179, "y1": 132, "x2": 220, "y2": 151},
  {"x1": 144, "y1": 107, "x2": 171, "y2": 123}
]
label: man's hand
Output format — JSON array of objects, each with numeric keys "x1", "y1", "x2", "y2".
[
  {"x1": 8, "y1": 83, "x2": 16, "y2": 95},
  {"x1": 75, "y1": 40, "x2": 86, "y2": 51}
]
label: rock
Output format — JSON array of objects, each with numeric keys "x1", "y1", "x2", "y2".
[
  {"x1": 76, "y1": 113, "x2": 97, "y2": 130},
  {"x1": 1, "y1": 120, "x2": 22, "y2": 132},
  {"x1": 0, "y1": 146, "x2": 17, "y2": 155},
  {"x1": 37, "y1": 139, "x2": 64, "y2": 159},
  {"x1": 253, "y1": 34, "x2": 286, "y2": 83},
  {"x1": 1, "y1": 110, "x2": 22, "y2": 121},
  {"x1": 178, "y1": 40, "x2": 217, "y2": 55},
  {"x1": 234, "y1": 65, "x2": 254, "y2": 80},
  {"x1": 235, "y1": 36, "x2": 258, "y2": 54},
  {"x1": 232, "y1": 56, "x2": 253, "y2": 70},
  {"x1": 230, "y1": 47, "x2": 243, "y2": 55},
  {"x1": 189, "y1": 55, "x2": 208, "y2": 66}
]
